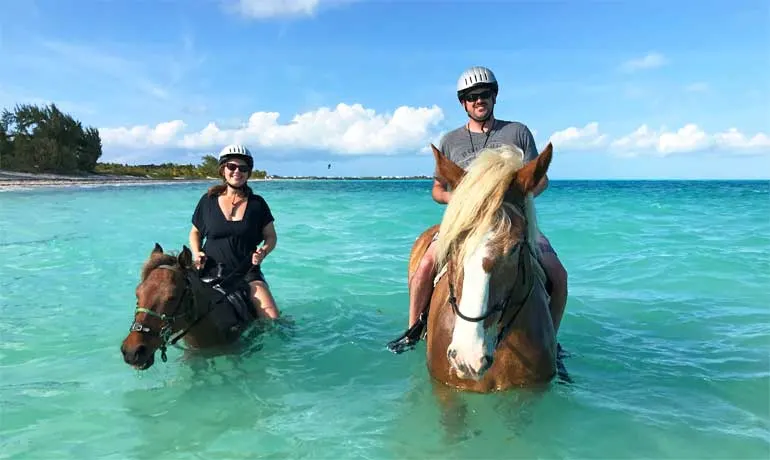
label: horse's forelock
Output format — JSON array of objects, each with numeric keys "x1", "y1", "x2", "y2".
[
  {"x1": 141, "y1": 253, "x2": 178, "y2": 282},
  {"x1": 436, "y1": 146, "x2": 526, "y2": 272}
]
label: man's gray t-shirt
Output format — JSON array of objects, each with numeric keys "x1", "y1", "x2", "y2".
[{"x1": 435, "y1": 120, "x2": 539, "y2": 175}]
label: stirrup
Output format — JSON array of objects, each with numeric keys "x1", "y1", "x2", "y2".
[{"x1": 386, "y1": 310, "x2": 427, "y2": 354}]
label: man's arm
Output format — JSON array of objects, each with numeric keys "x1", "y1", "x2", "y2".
[{"x1": 522, "y1": 125, "x2": 548, "y2": 197}]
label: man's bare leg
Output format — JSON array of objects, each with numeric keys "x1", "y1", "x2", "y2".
[
  {"x1": 387, "y1": 239, "x2": 438, "y2": 353},
  {"x1": 408, "y1": 239, "x2": 438, "y2": 328},
  {"x1": 537, "y1": 234, "x2": 568, "y2": 333}
]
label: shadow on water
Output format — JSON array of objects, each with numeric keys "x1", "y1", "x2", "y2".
[
  {"x1": 117, "y1": 297, "x2": 577, "y2": 459},
  {"x1": 118, "y1": 323, "x2": 301, "y2": 459},
  {"x1": 120, "y1": 371, "x2": 277, "y2": 459},
  {"x1": 380, "y1": 344, "x2": 576, "y2": 458}
]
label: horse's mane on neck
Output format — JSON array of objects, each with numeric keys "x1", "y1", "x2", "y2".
[
  {"x1": 141, "y1": 253, "x2": 179, "y2": 281},
  {"x1": 435, "y1": 145, "x2": 540, "y2": 272}
]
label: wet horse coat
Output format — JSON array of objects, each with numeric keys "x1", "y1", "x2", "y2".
[
  {"x1": 413, "y1": 143, "x2": 559, "y2": 393},
  {"x1": 120, "y1": 244, "x2": 258, "y2": 369}
]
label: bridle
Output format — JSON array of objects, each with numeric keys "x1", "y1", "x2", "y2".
[
  {"x1": 129, "y1": 253, "x2": 257, "y2": 362},
  {"x1": 445, "y1": 200, "x2": 540, "y2": 347},
  {"x1": 129, "y1": 265, "x2": 201, "y2": 362}
]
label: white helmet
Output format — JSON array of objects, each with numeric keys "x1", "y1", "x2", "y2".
[
  {"x1": 456, "y1": 66, "x2": 499, "y2": 99},
  {"x1": 217, "y1": 144, "x2": 253, "y2": 169}
]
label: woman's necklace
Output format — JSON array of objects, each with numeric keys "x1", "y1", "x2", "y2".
[{"x1": 228, "y1": 195, "x2": 245, "y2": 219}]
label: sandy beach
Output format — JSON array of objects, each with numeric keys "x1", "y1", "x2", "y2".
[{"x1": 0, "y1": 169, "x2": 209, "y2": 191}]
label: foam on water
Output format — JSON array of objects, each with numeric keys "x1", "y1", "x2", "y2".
[{"x1": 1, "y1": 180, "x2": 768, "y2": 459}]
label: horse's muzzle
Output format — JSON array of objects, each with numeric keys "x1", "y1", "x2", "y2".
[{"x1": 121, "y1": 343, "x2": 155, "y2": 370}]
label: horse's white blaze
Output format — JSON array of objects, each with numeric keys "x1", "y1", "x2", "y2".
[{"x1": 447, "y1": 231, "x2": 495, "y2": 380}]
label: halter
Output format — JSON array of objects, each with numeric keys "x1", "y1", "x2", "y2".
[
  {"x1": 445, "y1": 200, "x2": 541, "y2": 347},
  {"x1": 129, "y1": 265, "x2": 202, "y2": 362}
]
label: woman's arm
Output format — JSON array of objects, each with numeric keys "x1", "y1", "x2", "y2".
[
  {"x1": 189, "y1": 224, "x2": 206, "y2": 267},
  {"x1": 252, "y1": 222, "x2": 277, "y2": 265}
]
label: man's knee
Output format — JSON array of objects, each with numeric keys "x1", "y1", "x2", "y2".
[
  {"x1": 541, "y1": 253, "x2": 567, "y2": 287},
  {"x1": 421, "y1": 242, "x2": 438, "y2": 271}
]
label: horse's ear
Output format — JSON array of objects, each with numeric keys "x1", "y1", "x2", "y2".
[
  {"x1": 152, "y1": 243, "x2": 163, "y2": 256},
  {"x1": 178, "y1": 246, "x2": 193, "y2": 269},
  {"x1": 514, "y1": 142, "x2": 553, "y2": 194},
  {"x1": 431, "y1": 144, "x2": 465, "y2": 189}
]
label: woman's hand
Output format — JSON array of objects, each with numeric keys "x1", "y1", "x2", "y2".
[
  {"x1": 193, "y1": 251, "x2": 207, "y2": 269},
  {"x1": 252, "y1": 247, "x2": 267, "y2": 266}
]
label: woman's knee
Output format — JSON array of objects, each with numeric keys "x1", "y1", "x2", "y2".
[{"x1": 249, "y1": 281, "x2": 280, "y2": 318}]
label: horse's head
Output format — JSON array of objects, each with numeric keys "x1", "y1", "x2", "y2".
[
  {"x1": 120, "y1": 243, "x2": 196, "y2": 370},
  {"x1": 431, "y1": 142, "x2": 553, "y2": 381}
]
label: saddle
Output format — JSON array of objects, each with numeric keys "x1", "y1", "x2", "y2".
[{"x1": 199, "y1": 265, "x2": 257, "y2": 332}]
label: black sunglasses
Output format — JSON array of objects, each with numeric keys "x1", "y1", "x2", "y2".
[
  {"x1": 461, "y1": 90, "x2": 493, "y2": 102},
  {"x1": 225, "y1": 162, "x2": 250, "y2": 173}
]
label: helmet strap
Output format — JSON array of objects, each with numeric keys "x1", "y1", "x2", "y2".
[{"x1": 226, "y1": 182, "x2": 247, "y2": 192}]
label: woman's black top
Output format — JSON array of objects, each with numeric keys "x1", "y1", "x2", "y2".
[{"x1": 191, "y1": 191, "x2": 274, "y2": 279}]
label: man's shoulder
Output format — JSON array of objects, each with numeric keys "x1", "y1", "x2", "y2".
[
  {"x1": 438, "y1": 126, "x2": 467, "y2": 144},
  {"x1": 495, "y1": 119, "x2": 533, "y2": 135},
  {"x1": 436, "y1": 126, "x2": 470, "y2": 159}
]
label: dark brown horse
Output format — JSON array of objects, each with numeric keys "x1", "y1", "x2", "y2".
[
  {"x1": 411, "y1": 142, "x2": 560, "y2": 393},
  {"x1": 120, "y1": 243, "x2": 258, "y2": 370}
]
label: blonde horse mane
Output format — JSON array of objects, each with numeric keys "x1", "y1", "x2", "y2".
[{"x1": 435, "y1": 145, "x2": 542, "y2": 273}]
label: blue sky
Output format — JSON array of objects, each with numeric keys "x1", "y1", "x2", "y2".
[{"x1": 1, "y1": 0, "x2": 768, "y2": 179}]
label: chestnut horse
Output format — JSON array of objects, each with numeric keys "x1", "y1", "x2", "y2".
[
  {"x1": 411, "y1": 143, "x2": 560, "y2": 393},
  {"x1": 120, "y1": 243, "x2": 258, "y2": 370}
]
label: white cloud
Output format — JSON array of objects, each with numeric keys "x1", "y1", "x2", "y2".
[
  {"x1": 714, "y1": 128, "x2": 770, "y2": 151},
  {"x1": 100, "y1": 109, "x2": 768, "y2": 162},
  {"x1": 620, "y1": 52, "x2": 667, "y2": 72},
  {"x1": 548, "y1": 122, "x2": 608, "y2": 150},
  {"x1": 610, "y1": 124, "x2": 770, "y2": 156},
  {"x1": 101, "y1": 120, "x2": 188, "y2": 148},
  {"x1": 101, "y1": 103, "x2": 444, "y2": 157},
  {"x1": 233, "y1": 0, "x2": 349, "y2": 18}
]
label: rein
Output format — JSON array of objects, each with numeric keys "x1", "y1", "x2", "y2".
[{"x1": 130, "y1": 259, "x2": 248, "y2": 362}]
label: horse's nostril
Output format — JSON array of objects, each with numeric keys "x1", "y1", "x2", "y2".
[
  {"x1": 448, "y1": 348, "x2": 457, "y2": 360},
  {"x1": 135, "y1": 345, "x2": 148, "y2": 359}
]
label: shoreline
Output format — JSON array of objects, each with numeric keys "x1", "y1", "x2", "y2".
[
  {"x1": 0, "y1": 169, "x2": 435, "y2": 192},
  {"x1": 0, "y1": 169, "x2": 214, "y2": 192}
]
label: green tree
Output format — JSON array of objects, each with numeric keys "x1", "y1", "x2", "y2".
[
  {"x1": 1, "y1": 102, "x2": 270, "y2": 179},
  {"x1": 198, "y1": 154, "x2": 219, "y2": 177},
  {"x1": 0, "y1": 103, "x2": 103, "y2": 173}
]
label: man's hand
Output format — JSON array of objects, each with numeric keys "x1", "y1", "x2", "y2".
[{"x1": 431, "y1": 179, "x2": 453, "y2": 204}]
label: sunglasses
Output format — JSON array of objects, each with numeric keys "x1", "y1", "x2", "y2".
[
  {"x1": 461, "y1": 90, "x2": 493, "y2": 102},
  {"x1": 225, "y1": 162, "x2": 250, "y2": 173}
]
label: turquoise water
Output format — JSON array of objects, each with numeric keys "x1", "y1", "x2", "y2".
[{"x1": 1, "y1": 179, "x2": 769, "y2": 459}]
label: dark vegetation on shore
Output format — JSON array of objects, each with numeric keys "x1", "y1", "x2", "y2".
[{"x1": 0, "y1": 103, "x2": 267, "y2": 179}]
